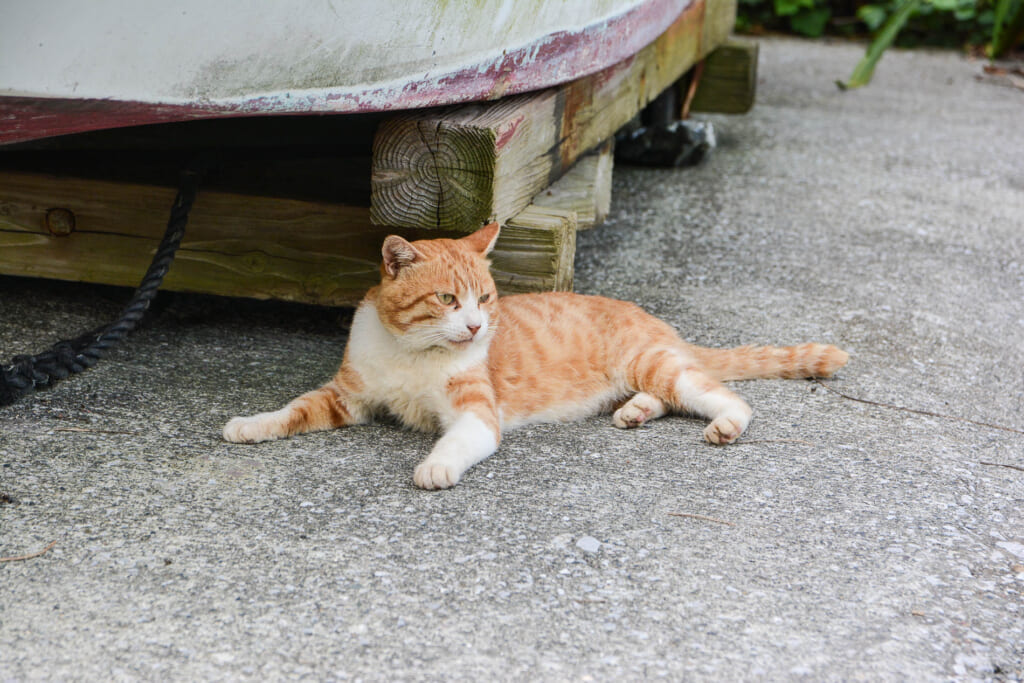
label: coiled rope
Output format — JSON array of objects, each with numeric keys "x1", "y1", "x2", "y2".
[{"x1": 0, "y1": 164, "x2": 206, "y2": 407}]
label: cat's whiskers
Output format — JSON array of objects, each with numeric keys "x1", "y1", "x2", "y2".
[{"x1": 399, "y1": 322, "x2": 485, "y2": 352}]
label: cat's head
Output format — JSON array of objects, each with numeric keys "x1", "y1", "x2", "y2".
[{"x1": 375, "y1": 223, "x2": 500, "y2": 352}]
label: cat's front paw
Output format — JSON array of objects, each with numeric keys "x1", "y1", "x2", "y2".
[
  {"x1": 413, "y1": 415, "x2": 497, "y2": 489},
  {"x1": 223, "y1": 413, "x2": 283, "y2": 444},
  {"x1": 703, "y1": 416, "x2": 745, "y2": 445},
  {"x1": 413, "y1": 461, "x2": 461, "y2": 490}
]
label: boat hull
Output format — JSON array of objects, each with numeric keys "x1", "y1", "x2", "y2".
[{"x1": 1, "y1": 0, "x2": 693, "y2": 145}]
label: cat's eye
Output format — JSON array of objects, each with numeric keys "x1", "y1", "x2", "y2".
[
  {"x1": 479, "y1": 293, "x2": 491, "y2": 304},
  {"x1": 437, "y1": 292, "x2": 456, "y2": 305}
]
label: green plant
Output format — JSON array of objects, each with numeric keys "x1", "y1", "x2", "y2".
[
  {"x1": 736, "y1": 0, "x2": 1024, "y2": 87},
  {"x1": 860, "y1": 0, "x2": 996, "y2": 46},
  {"x1": 838, "y1": 0, "x2": 923, "y2": 89},
  {"x1": 991, "y1": 0, "x2": 1024, "y2": 55},
  {"x1": 775, "y1": 0, "x2": 834, "y2": 35},
  {"x1": 736, "y1": 0, "x2": 839, "y2": 37},
  {"x1": 839, "y1": 0, "x2": 1024, "y2": 88}
]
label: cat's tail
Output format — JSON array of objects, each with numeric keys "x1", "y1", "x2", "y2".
[{"x1": 692, "y1": 343, "x2": 849, "y2": 381}]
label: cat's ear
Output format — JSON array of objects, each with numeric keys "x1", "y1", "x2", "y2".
[
  {"x1": 462, "y1": 222, "x2": 500, "y2": 256},
  {"x1": 382, "y1": 235, "x2": 421, "y2": 278}
]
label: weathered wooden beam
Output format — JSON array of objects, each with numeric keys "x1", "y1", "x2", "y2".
[
  {"x1": 688, "y1": 39, "x2": 759, "y2": 115},
  {"x1": 370, "y1": 0, "x2": 735, "y2": 230},
  {"x1": 0, "y1": 170, "x2": 577, "y2": 306},
  {"x1": 531, "y1": 140, "x2": 613, "y2": 232},
  {"x1": 0, "y1": 171, "x2": 382, "y2": 305}
]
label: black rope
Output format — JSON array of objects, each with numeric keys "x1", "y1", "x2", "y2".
[{"x1": 0, "y1": 164, "x2": 206, "y2": 407}]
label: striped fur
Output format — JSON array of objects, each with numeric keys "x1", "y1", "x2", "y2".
[{"x1": 224, "y1": 223, "x2": 849, "y2": 489}]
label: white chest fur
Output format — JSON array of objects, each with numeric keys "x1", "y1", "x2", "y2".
[{"x1": 345, "y1": 302, "x2": 489, "y2": 432}]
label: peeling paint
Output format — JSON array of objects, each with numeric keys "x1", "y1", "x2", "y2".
[{"x1": 494, "y1": 115, "x2": 526, "y2": 151}]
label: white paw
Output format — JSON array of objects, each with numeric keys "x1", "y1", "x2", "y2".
[
  {"x1": 612, "y1": 393, "x2": 665, "y2": 429},
  {"x1": 222, "y1": 413, "x2": 282, "y2": 444},
  {"x1": 413, "y1": 461, "x2": 461, "y2": 490},
  {"x1": 412, "y1": 413, "x2": 497, "y2": 489},
  {"x1": 703, "y1": 416, "x2": 745, "y2": 445},
  {"x1": 613, "y1": 403, "x2": 649, "y2": 429}
]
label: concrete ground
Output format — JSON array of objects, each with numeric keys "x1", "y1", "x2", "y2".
[{"x1": 2, "y1": 38, "x2": 1022, "y2": 681}]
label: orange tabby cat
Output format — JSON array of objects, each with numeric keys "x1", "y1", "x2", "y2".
[{"x1": 224, "y1": 223, "x2": 848, "y2": 489}]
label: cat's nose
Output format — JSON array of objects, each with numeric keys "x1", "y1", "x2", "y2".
[{"x1": 467, "y1": 324, "x2": 481, "y2": 336}]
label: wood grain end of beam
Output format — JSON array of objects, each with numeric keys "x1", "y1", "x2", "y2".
[{"x1": 371, "y1": 117, "x2": 496, "y2": 230}]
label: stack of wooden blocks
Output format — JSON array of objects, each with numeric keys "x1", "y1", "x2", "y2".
[{"x1": 0, "y1": 0, "x2": 757, "y2": 307}]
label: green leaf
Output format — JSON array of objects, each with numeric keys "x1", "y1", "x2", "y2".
[
  {"x1": 774, "y1": 0, "x2": 804, "y2": 16},
  {"x1": 930, "y1": 0, "x2": 959, "y2": 11},
  {"x1": 990, "y1": 0, "x2": 1024, "y2": 57},
  {"x1": 790, "y1": 6, "x2": 832, "y2": 35},
  {"x1": 838, "y1": 0, "x2": 923, "y2": 90},
  {"x1": 857, "y1": 4, "x2": 889, "y2": 30},
  {"x1": 774, "y1": 0, "x2": 816, "y2": 16},
  {"x1": 950, "y1": 0, "x2": 978, "y2": 20}
]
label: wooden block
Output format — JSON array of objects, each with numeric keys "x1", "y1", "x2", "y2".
[
  {"x1": 0, "y1": 170, "x2": 577, "y2": 306},
  {"x1": 689, "y1": 39, "x2": 759, "y2": 115},
  {"x1": 531, "y1": 140, "x2": 613, "y2": 231},
  {"x1": 492, "y1": 206, "x2": 577, "y2": 293},
  {"x1": 0, "y1": 170, "x2": 383, "y2": 306},
  {"x1": 370, "y1": 0, "x2": 735, "y2": 231}
]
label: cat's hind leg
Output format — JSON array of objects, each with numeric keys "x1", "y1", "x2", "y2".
[
  {"x1": 612, "y1": 392, "x2": 668, "y2": 429},
  {"x1": 223, "y1": 379, "x2": 367, "y2": 444},
  {"x1": 628, "y1": 347, "x2": 752, "y2": 444},
  {"x1": 675, "y1": 370, "x2": 753, "y2": 444}
]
